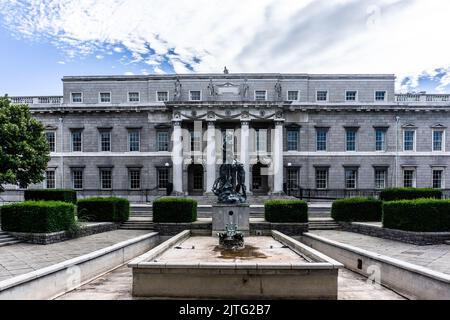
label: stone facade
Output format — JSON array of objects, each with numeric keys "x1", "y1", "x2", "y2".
[{"x1": 6, "y1": 73, "x2": 450, "y2": 201}]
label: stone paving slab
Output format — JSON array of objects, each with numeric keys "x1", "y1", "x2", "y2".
[
  {"x1": 310, "y1": 230, "x2": 450, "y2": 275},
  {"x1": 57, "y1": 264, "x2": 404, "y2": 300},
  {"x1": 0, "y1": 230, "x2": 150, "y2": 281}
]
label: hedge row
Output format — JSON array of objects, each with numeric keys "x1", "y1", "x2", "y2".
[
  {"x1": 24, "y1": 189, "x2": 77, "y2": 204},
  {"x1": 379, "y1": 188, "x2": 442, "y2": 201},
  {"x1": 77, "y1": 197, "x2": 130, "y2": 222},
  {"x1": 0, "y1": 201, "x2": 76, "y2": 233},
  {"x1": 383, "y1": 199, "x2": 450, "y2": 232},
  {"x1": 331, "y1": 197, "x2": 382, "y2": 222},
  {"x1": 153, "y1": 198, "x2": 197, "y2": 223},
  {"x1": 264, "y1": 200, "x2": 308, "y2": 223}
]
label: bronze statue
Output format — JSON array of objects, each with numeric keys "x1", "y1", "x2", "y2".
[{"x1": 212, "y1": 159, "x2": 247, "y2": 203}]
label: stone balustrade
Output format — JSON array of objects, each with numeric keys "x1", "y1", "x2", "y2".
[
  {"x1": 396, "y1": 93, "x2": 450, "y2": 103},
  {"x1": 9, "y1": 96, "x2": 63, "y2": 105}
]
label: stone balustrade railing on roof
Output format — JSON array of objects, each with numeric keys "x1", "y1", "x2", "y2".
[
  {"x1": 9, "y1": 96, "x2": 63, "y2": 105},
  {"x1": 395, "y1": 93, "x2": 450, "y2": 102}
]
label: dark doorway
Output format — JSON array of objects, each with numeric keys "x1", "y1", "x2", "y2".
[
  {"x1": 252, "y1": 162, "x2": 269, "y2": 194},
  {"x1": 188, "y1": 164, "x2": 204, "y2": 195}
]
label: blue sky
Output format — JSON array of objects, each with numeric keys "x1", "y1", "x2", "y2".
[{"x1": 1, "y1": 0, "x2": 450, "y2": 96}]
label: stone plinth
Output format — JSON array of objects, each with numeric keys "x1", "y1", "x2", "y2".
[{"x1": 212, "y1": 203, "x2": 250, "y2": 236}]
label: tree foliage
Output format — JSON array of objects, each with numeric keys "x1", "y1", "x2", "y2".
[{"x1": 0, "y1": 96, "x2": 50, "y2": 191}]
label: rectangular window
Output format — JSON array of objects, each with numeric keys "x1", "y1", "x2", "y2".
[
  {"x1": 128, "y1": 130, "x2": 140, "y2": 152},
  {"x1": 403, "y1": 169, "x2": 415, "y2": 188},
  {"x1": 46, "y1": 131, "x2": 56, "y2": 152},
  {"x1": 287, "y1": 91, "x2": 299, "y2": 101},
  {"x1": 432, "y1": 169, "x2": 443, "y2": 189},
  {"x1": 128, "y1": 92, "x2": 140, "y2": 102},
  {"x1": 345, "y1": 168, "x2": 358, "y2": 189},
  {"x1": 287, "y1": 130, "x2": 299, "y2": 151},
  {"x1": 100, "y1": 131, "x2": 111, "y2": 152},
  {"x1": 100, "y1": 169, "x2": 112, "y2": 189},
  {"x1": 157, "y1": 91, "x2": 168, "y2": 102},
  {"x1": 316, "y1": 129, "x2": 327, "y2": 151},
  {"x1": 375, "y1": 129, "x2": 386, "y2": 151},
  {"x1": 157, "y1": 131, "x2": 169, "y2": 151},
  {"x1": 375, "y1": 91, "x2": 386, "y2": 101},
  {"x1": 346, "y1": 91, "x2": 357, "y2": 101},
  {"x1": 72, "y1": 169, "x2": 83, "y2": 190},
  {"x1": 189, "y1": 90, "x2": 201, "y2": 101},
  {"x1": 158, "y1": 168, "x2": 169, "y2": 188},
  {"x1": 316, "y1": 91, "x2": 328, "y2": 101},
  {"x1": 287, "y1": 168, "x2": 299, "y2": 190},
  {"x1": 190, "y1": 130, "x2": 202, "y2": 152},
  {"x1": 71, "y1": 93, "x2": 82, "y2": 103},
  {"x1": 129, "y1": 169, "x2": 141, "y2": 189},
  {"x1": 346, "y1": 129, "x2": 357, "y2": 151},
  {"x1": 255, "y1": 90, "x2": 267, "y2": 101},
  {"x1": 315, "y1": 168, "x2": 328, "y2": 189},
  {"x1": 45, "y1": 171, "x2": 55, "y2": 189},
  {"x1": 71, "y1": 130, "x2": 82, "y2": 152},
  {"x1": 374, "y1": 169, "x2": 387, "y2": 189},
  {"x1": 404, "y1": 130, "x2": 415, "y2": 151},
  {"x1": 433, "y1": 130, "x2": 444, "y2": 151},
  {"x1": 99, "y1": 92, "x2": 111, "y2": 103},
  {"x1": 255, "y1": 129, "x2": 267, "y2": 152}
]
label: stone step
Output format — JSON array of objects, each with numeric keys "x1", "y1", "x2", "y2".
[
  {"x1": 0, "y1": 240, "x2": 22, "y2": 247},
  {"x1": 120, "y1": 226, "x2": 154, "y2": 230},
  {"x1": 0, "y1": 236, "x2": 17, "y2": 241},
  {"x1": 0, "y1": 234, "x2": 14, "y2": 239}
]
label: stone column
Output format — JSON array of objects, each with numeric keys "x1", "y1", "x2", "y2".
[
  {"x1": 240, "y1": 121, "x2": 251, "y2": 192},
  {"x1": 206, "y1": 121, "x2": 216, "y2": 193},
  {"x1": 273, "y1": 120, "x2": 284, "y2": 193},
  {"x1": 172, "y1": 120, "x2": 183, "y2": 194}
]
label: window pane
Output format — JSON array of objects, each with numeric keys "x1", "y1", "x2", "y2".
[
  {"x1": 100, "y1": 131, "x2": 111, "y2": 152},
  {"x1": 129, "y1": 92, "x2": 139, "y2": 102},
  {"x1": 433, "y1": 131, "x2": 443, "y2": 151},
  {"x1": 158, "y1": 168, "x2": 169, "y2": 188},
  {"x1": 129, "y1": 131, "x2": 140, "y2": 151},
  {"x1": 403, "y1": 170, "x2": 414, "y2": 187},
  {"x1": 100, "y1": 169, "x2": 112, "y2": 189},
  {"x1": 375, "y1": 91, "x2": 386, "y2": 101},
  {"x1": 72, "y1": 93, "x2": 82, "y2": 103},
  {"x1": 287, "y1": 130, "x2": 298, "y2": 151},
  {"x1": 190, "y1": 91, "x2": 201, "y2": 101},
  {"x1": 375, "y1": 169, "x2": 386, "y2": 189},
  {"x1": 157, "y1": 91, "x2": 168, "y2": 102},
  {"x1": 72, "y1": 131, "x2": 82, "y2": 152},
  {"x1": 129, "y1": 170, "x2": 141, "y2": 189},
  {"x1": 317, "y1": 91, "x2": 327, "y2": 101},
  {"x1": 404, "y1": 131, "x2": 415, "y2": 151},
  {"x1": 287, "y1": 91, "x2": 298, "y2": 101},
  {"x1": 345, "y1": 169, "x2": 357, "y2": 189},
  {"x1": 376, "y1": 129, "x2": 385, "y2": 151},
  {"x1": 316, "y1": 169, "x2": 328, "y2": 189},
  {"x1": 346, "y1": 91, "x2": 357, "y2": 101},
  {"x1": 100, "y1": 92, "x2": 111, "y2": 103},
  {"x1": 46, "y1": 132, "x2": 56, "y2": 152},
  {"x1": 287, "y1": 168, "x2": 299, "y2": 189},
  {"x1": 316, "y1": 129, "x2": 327, "y2": 151},
  {"x1": 157, "y1": 131, "x2": 169, "y2": 151},
  {"x1": 72, "y1": 170, "x2": 83, "y2": 189},
  {"x1": 46, "y1": 171, "x2": 55, "y2": 189},
  {"x1": 432, "y1": 170, "x2": 443, "y2": 189},
  {"x1": 346, "y1": 129, "x2": 356, "y2": 151},
  {"x1": 255, "y1": 91, "x2": 266, "y2": 101}
]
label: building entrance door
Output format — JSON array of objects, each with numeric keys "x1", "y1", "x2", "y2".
[
  {"x1": 188, "y1": 164, "x2": 204, "y2": 195},
  {"x1": 252, "y1": 162, "x2": 268, "y2": 194}
]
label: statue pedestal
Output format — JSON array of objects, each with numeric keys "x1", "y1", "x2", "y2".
[{"x1": 212, "y1": 203, "x2": 250, "y2": 236}]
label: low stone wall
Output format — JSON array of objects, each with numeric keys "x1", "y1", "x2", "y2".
[
  {"x1": 250, "y1": 222, "x2": 308, "y2": 236},
  {"x1": 9, "y1": 222, "x2": 119, "y2": 245},
  {"x1": 153, "y1": 221, "x2": 212, "y2": 236},
  {"x1": 340, "y1": 222, "x2": 450, "y2": 245}
]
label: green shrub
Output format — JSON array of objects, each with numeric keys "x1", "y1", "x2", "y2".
[
  {"x1": 24, "y1": 189, "x2": 77, "y2": 204},
  {"x1": 331, "y1": 197, "x2": 382, "y2": 222},
  {"x1": 382, "y1": 198, "x2": 450, "y2": 232},
  {"x1": 77, "y1": 197, "x2": 130, "y2": 222},
  {"x1": 379, "y1": 188, "x2": 441, "y2": 201},
  {"x1": 0, "y1": 201, "x2": 75, "y2": 233},
  {"x1": 153, "y1": 198, "x2": 197, "y2": 223},
  {"x1": 264, "y1": 200, "x2": 308, "y2": 223}
]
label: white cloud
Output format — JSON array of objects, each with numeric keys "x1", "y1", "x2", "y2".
[
  {"x1": 1, "y1": 0, "x2": 450, "y2": 91},
  {"x1": 95, "y1": 54, "x2": 104, "y2": 59},
  {"x1": 124, "y1": 71, "x2": 134, "y2": 75},
  {"x1": 57, "y1": 60, "x2": 65, "y2": 64}
]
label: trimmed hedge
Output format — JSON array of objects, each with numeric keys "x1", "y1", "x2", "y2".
[
  {"x1": 24, "y1": 189, "x2": 77, "y2": 204},
  {"x1": 0, "y1": 201, "x2": 75, "y2": 233},
  {"x1": 264, "y1": 200, "x2": 308, "y2": 223},
  {"x1": 153, "y1": 198, "x2": 197, "y2": 223},
  {"x1": 379, "y1": 188, "x2": 442, "y2": 201},
  {"x1": 382, "y1": 198, "x2": 450, "y2": 232},
  {"x1": 77, "y1": 197, "x2": 130, "y2": 222},
  {"x1": 331, "y1": 197, "x2": 382, "y2": 222}
]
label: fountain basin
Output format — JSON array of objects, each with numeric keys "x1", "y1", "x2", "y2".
[{"x1": 128, "y1": 230, "x2": 343, "y2": 299}]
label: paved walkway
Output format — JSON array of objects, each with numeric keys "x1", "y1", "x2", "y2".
[
  {"x1": 57, "y1": 265, "x2": 404, "y2": 300},
  {"x1": 0, "y1": 230, "x2": 150, "y2": 282},
  {"x1": 310, "y1": 230, "x2": 450, "y2": 275}
]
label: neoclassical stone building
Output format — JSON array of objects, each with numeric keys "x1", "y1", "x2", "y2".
[{"x1": 6, "y1": 72, "x2": 450, "y2": 201}]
